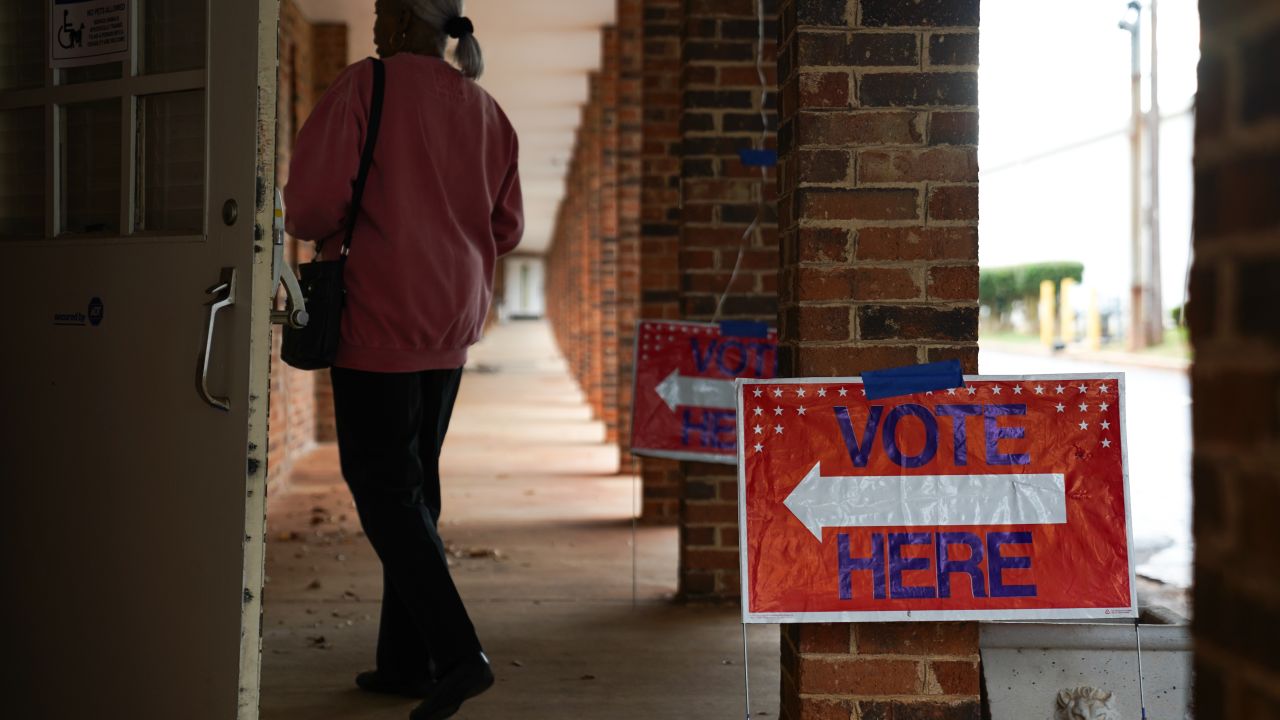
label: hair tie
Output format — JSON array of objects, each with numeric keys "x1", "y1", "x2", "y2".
[{"x1": 443, "y1": 16, "x2": 474, "y2": 39}]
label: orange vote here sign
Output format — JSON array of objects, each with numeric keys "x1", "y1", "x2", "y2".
[
  {"x1": 737, "y1": 375, "x2": 1136, "y2": 623},
  {"x1": 631, "y1": 320, "x2": 777, "y2": 464}
]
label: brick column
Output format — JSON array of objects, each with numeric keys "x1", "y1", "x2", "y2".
[
  {"x1": 569, "y1": 137, "x2": 586, "y2": 390},
  {"x1": 547, "y1": 124, "x2": 591, "y2": 392},
  {"x1": 547, "y1": 193, "x2": 575, "y2": 366},
  {"x1": 269, "y1": 0, "x2": 315, "y2": 482},
  {"x1": 585, "y1": 77, "x2": 605, "y2": 417},
  {"x1": 307, "y1": 22, "x2": 347, "y2": 444},
  {"x1": 638, "y1": 0, "x2": 685, "y2": 523},
  {"x1": 573, "y1": 100, "x2": 596, "y2": 399},
  {"x1": 268, "y1": 7, "x2": 349, "y2": 485},
  {"x1": 1190, "y1": 2, "x2": 1280, "y2": 717},
  {"x1": 310, "y1": 23, "x2": 348, "y2": 101},
  {"x1": 677, "y1": 0, "x2": 779, "y2": 601},
  {"x1": 776, "y1": 0, "x2": 980, "y2": 717},
  {"x1": 616, "y1": 0, "x2": 644, "y2": 470},
  {"x1": 600, "y1": 29, "x2": 623, "y2": 443}
]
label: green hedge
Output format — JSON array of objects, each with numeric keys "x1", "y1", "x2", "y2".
[{"x1": 980, "y1": 262, "x2": 1085, "y2": 324}]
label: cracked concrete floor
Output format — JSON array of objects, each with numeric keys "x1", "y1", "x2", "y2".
[{"x1": 259, "y1": 320, "x2": 780, "y2": 720}]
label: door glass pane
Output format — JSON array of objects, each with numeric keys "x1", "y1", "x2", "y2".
[
  {"x1": 137, "y1": 91, "x2": 205, "y2": 234},
  {"x1": 0, "y1": 3, "x2": 44, "y2": 90},
  {"x1": 63, "y1": 62, "x2": 124, "y2": 85},
  {"x1": 0, "y1": 107, "x2": 45, "y2": 236},
  {"x1": 62, "y1": 99, "x2": 121, "y2": 235},
  {"x1": 143, "y1": 0, "x2": 206, "y2": 74}
]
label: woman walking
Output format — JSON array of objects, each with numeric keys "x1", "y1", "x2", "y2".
[{"x1": 284, "y1": 1, "x2": 522, "y2": 717}]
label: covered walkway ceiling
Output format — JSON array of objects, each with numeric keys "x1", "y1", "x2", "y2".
[{"x1": 294, "y1": 0, "x2": 618, "y2": 255}]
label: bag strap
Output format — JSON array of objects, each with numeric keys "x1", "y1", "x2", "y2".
[{"x1": 321, "y1": 57, "x2": 385, "y2": 259}]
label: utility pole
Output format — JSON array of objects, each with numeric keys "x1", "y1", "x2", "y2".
[
  {"x1": 1146, "y1": 0, "x2": 1164, "y2": 346},
  {"x1": 1120, "y1": 2, "x2": 1145, "y2": 350}
]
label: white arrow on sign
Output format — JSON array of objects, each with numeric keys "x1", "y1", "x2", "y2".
[
  {"x1": 654, "y1": 369, "x2": 736, "y2": 412},
  {"x1": 784, "y1": 463, "x2": 1067, "y2": 541}
]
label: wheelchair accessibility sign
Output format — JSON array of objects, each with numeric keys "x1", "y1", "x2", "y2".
[{"x1": 50, "y1": 0, "x2": 130, "y2": 69}]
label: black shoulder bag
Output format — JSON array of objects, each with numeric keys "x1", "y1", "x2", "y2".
[{"x1": 282, "y1": 58, "x2": 386, "y2": 370}]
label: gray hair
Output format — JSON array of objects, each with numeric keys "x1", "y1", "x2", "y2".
[{"x1": 407, "y1": 0, "x2": 484, "y2": 80}]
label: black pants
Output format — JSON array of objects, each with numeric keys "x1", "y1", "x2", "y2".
[{"x1": 330, "y1": 365, "x2": 482, "y2": 679}]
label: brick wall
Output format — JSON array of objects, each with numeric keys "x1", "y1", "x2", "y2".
[
  {"x1": 308, "y1": 21, "x2": 348, "y2": 444},
  {"x1": 1190, "y1": 1, "x2": 1280, "y2": 717},
  {"x1": 267, "y1": 4, "x2": 348, "y2": 484},
  {"x1": 639, "y1": 0, "x2": 685, "y2": 523},
  {"x1": 601, "y1": 30, "x2": 623, "y2": 443},
  {"x1": 546, "y1": 201, "x2": 569, "y2": 366},
  {"x1": 781, "y1": 624, "x2": 980, "y2": 720},
  {"x1": 552, "y1": 133, "x2": 576, "y2": 382},
  {"x1": 616, "y1": 0, "x2": 644, "y2": 470},
  {"x1": 677, "y1": 0, "x2": 779, "y2": 601},
  {"x1": 586, "y1": 73, "x2": 606, "y2": 423},
  {"x1": 268, "y1": 0, "x2": 317, "y2": 484},
  {"x1": 544, "y1": 9, "x2": 645, "y2": 480},
  {"x1": 547, "y1": 89, "x2": 600, "y2": 407},
  {"x1": 775, "y1": 0, "x2": 980, "y2": 717}
]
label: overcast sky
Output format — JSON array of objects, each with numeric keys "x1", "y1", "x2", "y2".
[{"x1": 979, "y1": 0, "x2": 1200, "y2": 317}]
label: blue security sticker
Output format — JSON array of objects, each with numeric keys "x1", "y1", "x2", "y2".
[
  {"x1": 53, "y1": 296, "x2": 105, "y2": 327},
  {"x1": 88, "y1": 297, "x2": 104, "y2": 326}
]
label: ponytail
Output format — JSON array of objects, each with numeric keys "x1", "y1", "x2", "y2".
[
  {"x1": 453, "y1": 33, "x2": 484, "y2": 80},
  {"x1": 407, "y1": 0, "x2": 484, "y2": 80}
]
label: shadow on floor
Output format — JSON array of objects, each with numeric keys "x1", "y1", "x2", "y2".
[{"x1": 260, "y1": 321, "x2": 780, "y2": 719}]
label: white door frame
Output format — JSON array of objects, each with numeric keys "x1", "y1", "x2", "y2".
[{"x1": 235, "y1": 1, "x2": 280, "y2": 715}]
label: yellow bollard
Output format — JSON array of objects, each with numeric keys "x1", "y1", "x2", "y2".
[
  {"x1": 1059, "y1": 278, "x2": 1077, "y2": 345},
  {"x1": 1039, "y1": 280, "x2": 1056, "y2": 348},
  {"x1": 1087, "y1": 289, "x2": 1103, "y2": 351}
]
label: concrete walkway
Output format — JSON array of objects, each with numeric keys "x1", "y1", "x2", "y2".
[{"x1": 260, "y1": 320, "x2": 780, "y2": 719}]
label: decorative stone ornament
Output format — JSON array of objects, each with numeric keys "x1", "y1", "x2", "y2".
[{"x1": 1055, "y1": 687, "x2": 1120, "y2": 720}]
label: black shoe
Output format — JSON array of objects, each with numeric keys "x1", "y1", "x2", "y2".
[
  {"x1": 409, "y1": 654, "x2": 494, "y2": 720},
  {"x1": 355, "y1": 669, "x2": 436, "y2": 699}
]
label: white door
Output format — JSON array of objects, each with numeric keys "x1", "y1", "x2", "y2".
[
  {"x1": 504, "y1": 256, "x2": 545, "y2": 319},
  {"x1": 0, "y1": 2, "x2": 276, "y2": 718}
]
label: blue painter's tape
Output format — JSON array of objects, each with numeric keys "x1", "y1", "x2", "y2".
[
  {"x1": 719, "y1": 320, "x2": 770, "y2": 339},
  {"x1": 862, "y1": 359, "x2": 964, "y2": 400},
  {"x1": 739, "y1": 149, "x2": 778, "y2": 167}
]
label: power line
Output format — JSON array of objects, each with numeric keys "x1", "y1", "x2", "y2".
[{"x1": 980, "y1": 106, "x2": 1192, "y2": 176}]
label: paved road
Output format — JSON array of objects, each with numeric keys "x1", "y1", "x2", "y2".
[{"x1": 980, "y1": 349, "x2": 1192, "y2": 588}]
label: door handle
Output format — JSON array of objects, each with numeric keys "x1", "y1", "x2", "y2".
[
  {"x1": 271, "y1": 189, "x2": 309, "y2": 329},
  {"x1": 198, "y1": 267, "x2": 237, "y2": 412}
]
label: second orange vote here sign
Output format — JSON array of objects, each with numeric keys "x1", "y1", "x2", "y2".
[{"x1": 737, "y1": 375, "x2": 1136, "y2": 623}]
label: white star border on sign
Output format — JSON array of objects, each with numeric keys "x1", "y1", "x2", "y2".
[{"x1": 744, "y1": 379, "x2": 1120, "y2": 460}]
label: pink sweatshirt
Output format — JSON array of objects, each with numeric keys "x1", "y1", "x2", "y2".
[{"x1": 285, "y1": 54, "x2": 523, "y2": 372}]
